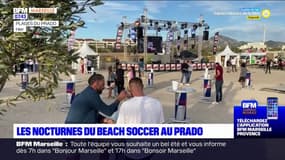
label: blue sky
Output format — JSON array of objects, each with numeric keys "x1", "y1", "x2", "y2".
[{"x1": 75, "y1": 1, "x2": 285, "y2": 42}]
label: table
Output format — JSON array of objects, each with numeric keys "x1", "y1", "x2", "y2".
[
  {"x1": 59, "y1": 79, "x2": 83, "y2": 112},
  {"x1": 200, "y1": 78, "x2": 214, "y2": 103},
  {"x1": 167, "y1": 86, "x2": 196, "y2": 123}
]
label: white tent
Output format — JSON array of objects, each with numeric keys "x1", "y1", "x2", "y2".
[
  {"x1": 73, "y1": 41, "x2": 98, "y2": 57},
  {"x1": 215, "y1": 45, "x2": 240, "y2": 67},
  {"x1": 72, "y1": 41, "x2": 99, "y2": 70}
]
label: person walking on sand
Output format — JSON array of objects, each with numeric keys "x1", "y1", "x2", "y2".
[
  {"x1": 80, "y1": 58, "x2": 84, "y2": 74},
  {"x1": 181, "y1": 60, "x2": 189, "y2": 84},
  {"x1": 213, "y1": 62, "x2": 223, "y2": 104},
  {"x1": 265, "y1": 57, "x2": 272, "y2": 74},
  {"x1": 231, "y1": 57, "x2": 237, "y2": 72},
  {"x1": 226, "y1": 59, "x2": 231, "y2": 73},
  {"x1": 107, "y1": 66, "x2": 116, "y2": 98},
  {"x1": 238, "y1": 62, "x2": 248, "y2": 88},
  {"x1": 187, "y1": 60, "x2": 193, "y2": 83},
  {"x1": 115, "y1": 64, "x2": 125, "y2": 94}
]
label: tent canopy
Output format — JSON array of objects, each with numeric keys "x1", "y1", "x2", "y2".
[
  {"x1": 216, "y1": 45, "x2": 239, "y2": 56},
  {"x1": 72, "y1": 41, "x2": 99, "y2": 70},
  {"x1": 73, "y1": 41, "x2": 98, "y2": 57},
  {"x1": 215, "y1": 45, "x2": 240, "y2": 67}
]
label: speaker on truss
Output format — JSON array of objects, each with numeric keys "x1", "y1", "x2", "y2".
[
  {"x1": 137, "y1": 27, "x2": 143, "y2": 39},
  {"x1": 203, "y1": 30, "x2": 209, "y2": 40},
  {"x1": 141, "y1": 15, "x2": 145, "y2": 23}
]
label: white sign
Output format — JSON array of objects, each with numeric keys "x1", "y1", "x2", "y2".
[
  {"x1": 13, "y1": 21, "x2": 26, "y2": 32},
  {"x1": 14, "y1": 20, "x2": 59, "y2": 27}
]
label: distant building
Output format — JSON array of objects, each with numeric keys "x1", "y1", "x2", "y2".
[
  {"x1": 282, "y1": 45, "x2": 285, "y2": 51},
  {"x1": 239, "y1": 42, "x2": 267, "y2": 52},
  {"x1": 73, "y1": 38, "x2": 135, "y2": 50}
]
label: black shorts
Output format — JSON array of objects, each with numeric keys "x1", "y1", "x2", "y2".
[{"x1": 107, "y1": 80, "x2": 114, "y2": 87}]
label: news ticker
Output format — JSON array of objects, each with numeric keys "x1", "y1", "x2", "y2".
[
  {"x1": 14, "y1": 124, "x2": 233, "y2": 139},
  {"x1": 13, "y1": 99, "x2": 285, "y2": 139},
  {"x1": 13, "y1": 8, "x2": 58, "y2": 32},
  {"x1": 4, "y1": 138, "x2": 283, "y2": 160}
]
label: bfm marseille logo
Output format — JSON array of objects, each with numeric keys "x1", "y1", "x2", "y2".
[
  {"x1": 13, "y1": 8, "x2": 28, "y2": 20},
  {"x1": 242, "y1": 100, "x2": 258, "y2": 115}
]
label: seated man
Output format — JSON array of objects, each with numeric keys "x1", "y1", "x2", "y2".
[
  {"x1": 116, "y1": 77, "x2": 164, "y2": 124},
  {"x1": 65, "y1": 74, "x2": 128, "y2": 124}
]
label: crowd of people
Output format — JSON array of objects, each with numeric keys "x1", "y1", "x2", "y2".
[
  {"x1": 14, "y1": 56, "x2": 96, "y2": 74},
  {"x1": 66, "y1": 58, "x2": 254, "y2": 124},
  {"x1": 105, "y1": 58, "x2": 146, "y2": 99},
  {"x1": 13, "y1": 58, "x2": 39, "y2": 73},
  {"x1": 65, "y1": 61, "x2": 164, "y2": 124},
  {"x1": 106, "y1": 64, "x2": 137, "y2": 99},
  {"x1": 63, "y1": 55, "x2": 284, "y2": 159},
  {"x1": 261, "y1": 56, "x2": 284, "y2": 73},
  {"x1": 64, "y1": 59, "x2": 254, "y2": 122},
  {"x1": 65, "y1": 54, "x2": 284, "y2": 123}
]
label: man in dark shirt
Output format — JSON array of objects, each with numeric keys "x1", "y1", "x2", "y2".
[
  {"x1": 116, "y1": 64, "x2": 125, "y2": 94},
  {"x1": 181, "y1": 60, "x2": 189, "y2": 83},
  {"x1": 265, "y1": 58, "x2": 272, "y2": 74},
  {"x1": 278, "y1": 56, "x2": 283, "y2": 70},
  {"x1": 213, "y1": 62, "x2": 224, "y2": 104},
  {"x1": 65, "y1": 74, "x2": 128, "y2": 124}
]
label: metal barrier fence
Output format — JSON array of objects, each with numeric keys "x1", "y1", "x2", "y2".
[{"x1": 120, "y1": 63, "x2": 216, "y2": 72}]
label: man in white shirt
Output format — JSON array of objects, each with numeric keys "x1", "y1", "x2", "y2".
[
  {"x1": 231, "y1": 57, "x2": 237, "y2": 72},
  {"x1": 116, "y1": 77, "x2": 164, "y2": 124}
]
